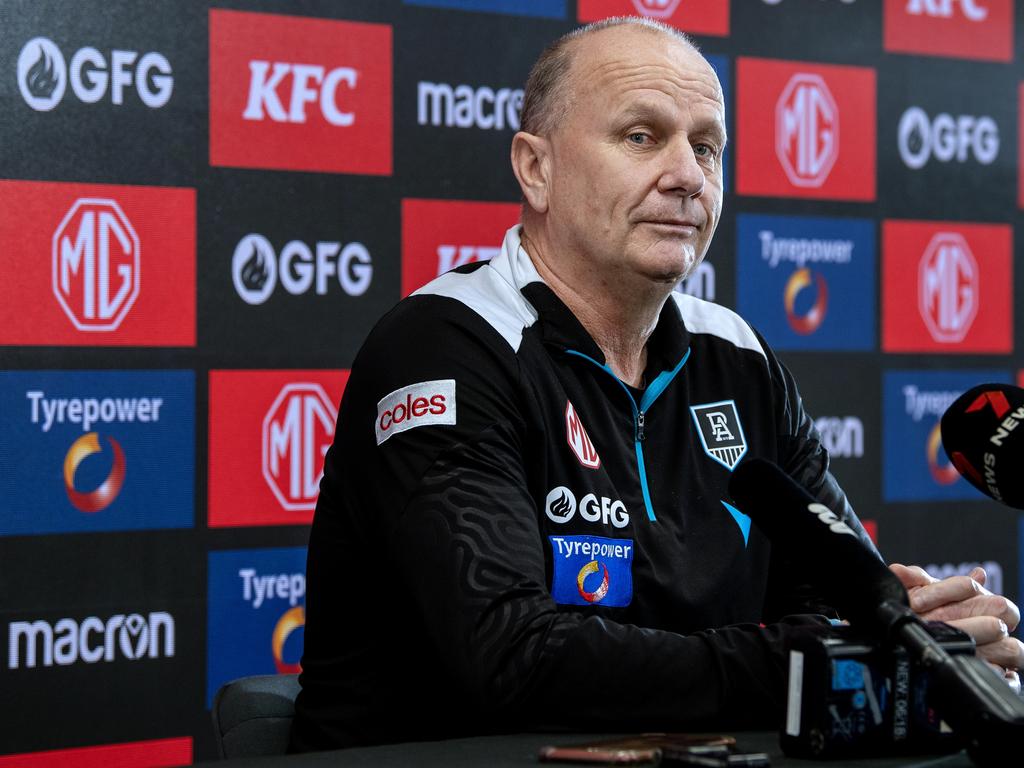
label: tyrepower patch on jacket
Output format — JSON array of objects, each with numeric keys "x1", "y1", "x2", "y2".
[
  {"x1": 375, "y1": 379, "x2": 456, "y2": 445},
  {"x1": 549, "y1": 535, "x2": 634, "y2": 608}
]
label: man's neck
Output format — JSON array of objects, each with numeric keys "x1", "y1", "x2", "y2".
[{"x1": 520, "y1": 227, "x2": 671, "y2": 389}]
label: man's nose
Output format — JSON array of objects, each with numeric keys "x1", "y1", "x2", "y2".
[{"x1": 658, "y1": 139, "x2": 706, "y2": 198}]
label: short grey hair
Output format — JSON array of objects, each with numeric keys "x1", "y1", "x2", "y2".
[{"x1": 519, "y1": 16, "x2": 699, "y2": 137}]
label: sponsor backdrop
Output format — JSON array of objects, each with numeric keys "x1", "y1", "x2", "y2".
[{"x1": 1, "y1": 0, "x2": 1023, "y2": 762}]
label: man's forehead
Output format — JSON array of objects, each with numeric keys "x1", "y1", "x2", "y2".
[{"x1": 568, "y1": 27, "x2": 723, "y2": 108}]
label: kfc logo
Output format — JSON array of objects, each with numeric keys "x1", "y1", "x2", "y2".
[
  {"x1": 882, "y1": 221, "x2": 1011, "y2": 354},
  {"x1": 401, "y1": 199, "x2": 520, "y2": 296},
  {"x1": 884, "y1": 0, "x2": 1011, "y2": 61},
  {"x1": 375, "y1": 380, "x2": 456, "y2": 445},
  {"x1": 919, "y1": 233, "x2": 977, "y2": 343},
  {"x1": 209, "y1": 10, "x2": 392, "y2": 175},
  {"x1": 577, "y1": 0, "x2": 729, "y2": 35},
  {"x1": 737, "y1": 58, "x2": 875, "y2": 201},
  {"x1": 17, "y1": 36, "x2": 173, "y2": 112},
  {"x1": 566, "y1": 400, "x2": 601, "y2": 469},
  {"x1": 53, "y1": 199, "x2": 139, "y2": 332},
  {"x1": 262, "y1": 384, "x2": 336, "y2": 512},
  {"x1": 776, "y1": 74, "x2": 838, "y2": 188}
]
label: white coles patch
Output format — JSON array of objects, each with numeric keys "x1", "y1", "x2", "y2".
[{"x1": 375, "y1": 379, "x2": 456, "y2": 445}]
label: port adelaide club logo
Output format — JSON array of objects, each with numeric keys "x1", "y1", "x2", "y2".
[{"x1": 690, "y1": 400, "x2": 748, "y2": 470}]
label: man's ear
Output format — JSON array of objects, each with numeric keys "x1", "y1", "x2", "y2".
[{"x1": 511, "y1": 132, "x2": 550, "y2": 214}]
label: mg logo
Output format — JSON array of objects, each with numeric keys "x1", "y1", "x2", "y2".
[
  {"x1": 918, "y1": 233, "x2": 977, "y2": 343},
  {"x1": 776, "y1": 74, "x2": 839, "y2": 188},
  {"x1": 565, "y1": 400, "x2": 600, "y2": 470},
  {"x1": 52, "y1": 198, "x2": 140, "y2": 332},
  {"x1": 262, "y1": 383, "x2": 337, "y2": 511},
  {"x1": 631, "y1": 0, "x2": 683, "y2": 18}
]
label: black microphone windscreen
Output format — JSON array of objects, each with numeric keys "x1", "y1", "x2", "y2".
[
  {"x1": 940, "y1": 383, "x2": 1024, "y2": 510},
  {"x1": 728, "y1": 459, "x2": 907, "y2": 629}
]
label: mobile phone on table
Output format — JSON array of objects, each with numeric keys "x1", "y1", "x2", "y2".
[{"x1": 538, "y1": 733, "x2": 736, "y2": 764}]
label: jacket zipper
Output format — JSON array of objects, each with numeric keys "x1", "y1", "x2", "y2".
[{"x1": 565, "y1": 348, "x2": 691, "y2": 523}]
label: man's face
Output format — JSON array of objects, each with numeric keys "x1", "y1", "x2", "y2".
[{"x1": 544, "y1": 27, "x2": 726, "y2": 286}]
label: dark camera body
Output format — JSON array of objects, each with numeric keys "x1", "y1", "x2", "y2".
[{"x1": 781, "y1": 622, "x2": 975, "y2": 759}]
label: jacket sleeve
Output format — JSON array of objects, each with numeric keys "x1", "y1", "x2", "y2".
[
  {"x1": 750, "y1": 328, "x2": 882, "y2": 622},
  {"x1": 314, "y1": 297, "x2": 831, "y2": 732}
]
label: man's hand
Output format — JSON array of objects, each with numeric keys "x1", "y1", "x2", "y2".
[{"x1": 890, "y1": 563, "x2": 1024, "y2": 693}]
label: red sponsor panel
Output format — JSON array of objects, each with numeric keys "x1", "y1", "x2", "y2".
[
  {"x1": 208, "y1": 370, "x2": 349, "y2": 527},
  {"x1": 862, "y1": 519, "x2": 878, "y2": 547},
  {"x1": 401, "y1": 199, "x2": 520, "y2": 296},
  {"x1": 1018, "y1": 370, "x2": 1024, "y2": 388},
  {"x1": 882, "y1": 220, "x2": 1012, "y2": 353},
  {"x1": 1019, "y1": 83, "x2": 1024, "y2": 210},
  {"x1": 883, "y1": 0, "x2": 1012, "y2": 62},
  {"x1": 577, "y1": 0, "x2": 729, "y2": 36},
  {"x1": 736, "y1": 58, "x2": 876, "y2": 201},
  {"x1": 0, "y1": 180, "x2": 195, "y2": 346},
  {"x1": 209, "y1": 10, "x2": 392, "y2": 175},
  {"x1": 0, "y1": 737, "x2": 192, "y2": 768}
]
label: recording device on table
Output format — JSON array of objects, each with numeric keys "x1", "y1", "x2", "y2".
[{"x1": 728, "y1": 441, "x2": 1024, "y2": 766}]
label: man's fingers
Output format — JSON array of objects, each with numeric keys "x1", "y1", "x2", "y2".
[
  {"x1": 907, "y1": 575, "x2": 987, "y2": 614},
  {"x1": 914, "y1": 593, "x2": 1020, "y2": 631},
  {"x1": 969, "y1": 566, "x2": 988, "y2": 587},
  {"x1": 946, "y1": 617, "x2": 1024, "y2": 670},
  {"x1": 889, "y1": 563, "x2": 935, "y2": 589}
]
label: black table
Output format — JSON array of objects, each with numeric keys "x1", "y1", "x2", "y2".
[{"x1": 203, "y1": 731, "x2": 975, "y2": 767}]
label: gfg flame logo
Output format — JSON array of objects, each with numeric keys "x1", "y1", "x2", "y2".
[
  {"x1": 17, "y1": 36, "x2": 173, "y2": 112},
  {"x1": 53, "y1": 198, "x2": 140, "y2": 332},
  {"x1": 776, "y1": 74, "x2": 839, "y2": 188},
  {"x1": 919, "y1": 233, "x2": 977, "y2": 343},
  {"x1": 262, "y1": 384, "x2": 337, "y2": 511}
]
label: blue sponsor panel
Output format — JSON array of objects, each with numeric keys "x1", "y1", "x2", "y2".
[
  {"x1": 403, "y1": 0, "x2": 566, "y2": 18},
  {"x1": 706, "y1": 54, "x2": 729, "y2": 189},
  {"x1": 883, "y1": 370, "x2": 1010, "y2": 503},
  {"x1": 736, "y1": 214, "x2": 875, "y2": 351},
  {"x1": 207, "y1": 547, "x2": 307, "y2": 706},
  {"x1": 549, "y1": 535, "x2": 633, "y2": 608},
  {"x1": 0, "y1": 370, "x2": 194, "y2": 535}
]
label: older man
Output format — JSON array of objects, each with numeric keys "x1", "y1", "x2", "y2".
[{"x1": 291, "y1": 17, "x2": 1022, "y2": 751}]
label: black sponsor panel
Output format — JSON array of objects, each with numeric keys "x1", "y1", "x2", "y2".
[
  {"x1": 0, "y1": 0, "x2": 205, "y2": 186},
  {"x1": 875, "y1": 503, "x2": 1019, "y2": 615},
  {"x1": 878, "y1": 57, "x2": 1017, "y2": 220},
  {"x1": 0, "y1": 532, "x2": 203, "y2": 753},
  {"x1": 199, "y1": 172, "x2": 398, "y2": 366},
  {"x1": 781, "y1": 354, "x2": 880, "y2": 517},
  {"x1": 730, "y1": 0, "x2": 880, "y2": 62},
  {"x1": 394, "y1": 8, "x2": 568, "y2": 200}
]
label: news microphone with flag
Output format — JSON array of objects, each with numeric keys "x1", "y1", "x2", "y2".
[
  {"x1": 940, "y1": 383, "x2": 1024, "y2": 509},
  {"x1": 728, "y1": 459, "x2": 1024, "y2": 766}
]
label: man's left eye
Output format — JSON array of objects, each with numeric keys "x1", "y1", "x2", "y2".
[
  {"x1": 627, "y1": 132, "x2": 649, "y2": 145},
  {"x1": 694, "y1": 143, "x2": 715, "y2": 157}
]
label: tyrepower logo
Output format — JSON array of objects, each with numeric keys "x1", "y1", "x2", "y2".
[
  {"x1": 209, "y1": 10, "x2": 392, "y2": 175},
  {"x1": 884, "y1": 0, "x2": 1012, "y2": 62},
  {"x1": 401, "y1": 199, "x2": 520, "y2": 296},
  {"x1": 208, "y1": 370, "x2": 347, "y2": 527},
  {"x1": 0, "y1": 180, "x2": 195, "y2": 346},
  {"x1": 578, "y1": 0, "x2": 730, "y2": 36},
  {"x1": 207, "y1": 548, "x2": 306, "y2": 705},
  {"x1": 736, "y1": 214, "x2": 875, "y2": 350},
  {"x1": 17, "y1": 36, "x2": 173, "y2": 112},
  {"x1": 882, "y1": 221, "x2": 1012, "y2": 353},
  {"x1": 737, "y1": 58, "x2": 876, "y2": 201},
  {"x1": 883, "y1": 370, "x2": 1010, "y2": 501},
  {"x1": 0, "y1": 371, "x2": 194, "y2": 537},
  {"x1": 232, "y1": 233, "x2": 372, "y2": 305},
  {"x1": 8, "y1": 611, "x2": 174, "y2": 669}
]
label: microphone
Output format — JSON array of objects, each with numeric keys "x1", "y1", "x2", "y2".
[
  {"x1": 940, "y1": 383, "x2": 1024, "y2": 509},
  {"x1": 728, "y1": 459, "x2": 1024, "y2": 765}
]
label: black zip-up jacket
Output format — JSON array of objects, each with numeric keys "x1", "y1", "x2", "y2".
[{"x1": 291, "y1": 226, "x2": 877, "y2": 751}]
